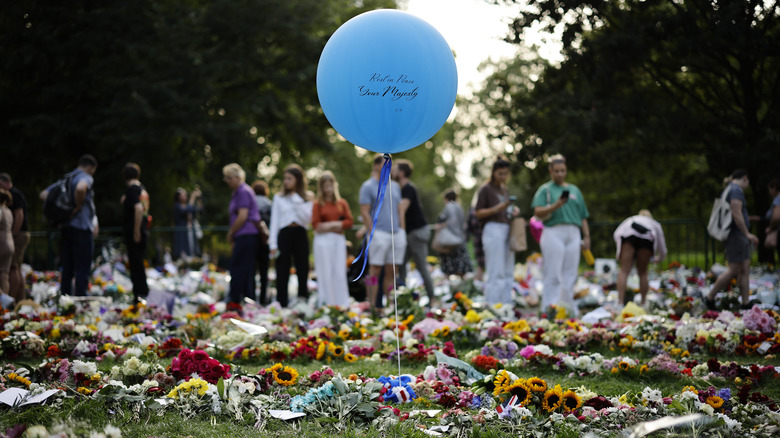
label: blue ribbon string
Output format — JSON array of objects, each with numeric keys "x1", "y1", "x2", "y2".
[{"x1": 352, "y1": 154, "x2": 392, "y2": 281}]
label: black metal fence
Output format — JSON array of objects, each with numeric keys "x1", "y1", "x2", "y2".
[{"x1": 23, "y1": 219, "x2": 721, "y2": 272}]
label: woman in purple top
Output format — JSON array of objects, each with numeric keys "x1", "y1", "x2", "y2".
[{"x1": 223, "y1": 163, "x2": 261, "y2": 306}]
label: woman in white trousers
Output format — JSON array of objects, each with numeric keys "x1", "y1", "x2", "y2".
[
  {"x1": 475, "y1": 156, "x2": 519, "y2": 305},
  {"x1": 312, "y1": 171, "x2": 354, "y2": 307},
  {"x1": 532, "y1": 155, "x2": 590, "y2": 316}
]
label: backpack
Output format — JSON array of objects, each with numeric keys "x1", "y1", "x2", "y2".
[
  {"x1": 43, "y1": 171, "x2": 77, "y2": 227},
  {"x1": 707, "y1": 187, "x2": 732, "y2": 241}
]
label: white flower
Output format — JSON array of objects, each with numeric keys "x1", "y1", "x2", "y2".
[
  {"x1": 550, "y1": 412, "x2": 565, "y2": 423},
  {"x1": 109, "y1": 366, "x2": 122, "y2": 379},
  {"x1": 534, "y1": 345, "x2": 553, "y2": 356},
  {"x1": 641, "y1": 387, "x2": 663, "y2": 405},
  {"x1": 102, "y1": 350, "x2": 116, "y2": 361},
  {"x1": 691, "y1": 364, "x2": 709, "y2": 377},
  {"x1": 73, "y1": 340, "x2": 92, "y2": 354},
  {"x1": 125, "y1": 347, "x2": 143, "y2": 357},
  {"x1": 575, "y1": 386, "x2": 597, "y2": 401},
  {"x1": 103, "y1": 425, "x2": 122, "y2": 438},
  {"x1": 697, "y1": 402, "x2": 714, "y2": 415},
  {"x1": 511, "y1": 406, "x2": 533, "y2": 420},
  {"x1": 25, "y1": 426, "x2": 50, "y2": 438},
  {"x1": 72, "y1": 360, "x2": 97, "y2": 376},
  {"x1": 716, "y1": 413, "x2": 741, "y2": 430},
  {"x1": 422, "y1": 365, "x2": 437, "y2": 381}
]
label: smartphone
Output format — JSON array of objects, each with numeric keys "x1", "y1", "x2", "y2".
[
  {"x1": 508, "y1": 195, "x2": 517, "y2": 203},
  {"x1": 560, "y1": 190, "x2": 570, "y2": 200}
]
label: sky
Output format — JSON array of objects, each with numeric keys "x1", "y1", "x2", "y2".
[{"x1": 402, "y1": 0, "x2": 560, "y2": 97}]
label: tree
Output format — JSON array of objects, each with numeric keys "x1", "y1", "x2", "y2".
[
  {"x1": 0, "y1": 0, "x2": 395, "y2": 228},
  {"x1": 489, "y1": 0, "x2": 780, "y2": 218}
]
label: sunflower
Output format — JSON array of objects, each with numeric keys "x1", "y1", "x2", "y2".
[
  {"x1": 506, "y1": 379, "x2": 532, "y2": 406},
  {"x1": 329, "y1": 344, "x2": 344, "y2": 357},
  {"x1": 562, "y1": 389, "x2": 582, "y2": 412},
  {"x1": 344, "y1": 352, "x2": 357, "y2": 363},
  {"x1": 527, "y1": 377, "x2": 547, "y2": 393},
  {"x1": 542, "y1": 385, "x2": 563, "y2": 412},
  {"x1": 639, "y1": 365, "x2": 649, "y2": 375},
  {"x1": 618, "y1": 361, "x2": 632, "y2": 371},
  {"x1": 706, "y1": 395, "x2": 724, "y2": 409},
  {"x1": 441, "y1": 326, "x2": 450, "y2": 337},
  {"x1": 492, "y1": 370, "x2": 512, "y2": 396},
  {"x1": 272, "y1": 365, "x2": 299, "y2": 386}
]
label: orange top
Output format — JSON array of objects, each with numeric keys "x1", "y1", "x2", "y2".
[{"x1": 312, "y1": 198, "x2": 354, "y2": 231}]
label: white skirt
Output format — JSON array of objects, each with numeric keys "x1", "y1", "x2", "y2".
[{"x1": 313, "y1": 232, "x2": 350, "y2": 307}]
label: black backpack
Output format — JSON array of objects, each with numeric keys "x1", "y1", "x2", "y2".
[{"x1": 43, "y1": 171, "x2": 77, "y2": 227}]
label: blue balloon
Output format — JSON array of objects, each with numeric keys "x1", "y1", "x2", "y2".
[{"x1": 317, "y1": 9, "x2": 458, "y2": 154}]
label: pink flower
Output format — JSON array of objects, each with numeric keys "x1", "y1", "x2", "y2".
[{"x1": 520, "y1": 345, "x2": 536, "y2": 359}]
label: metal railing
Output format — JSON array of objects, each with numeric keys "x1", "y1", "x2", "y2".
[{"x1": 23, "y1": 219, "x2": 719, "y2": 272}]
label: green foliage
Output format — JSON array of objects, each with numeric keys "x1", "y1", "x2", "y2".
[
  {"x1": 482, "y1": 0, "x2": 780, "y2": 220},
  {"x1": 0, "y1": 0, "x2": 395, "y2": 229}
]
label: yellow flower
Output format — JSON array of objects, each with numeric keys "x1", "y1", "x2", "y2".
[
  {"x1": 492, "y1": 370, "x2": 512, "y2": 396},
  {"x1": 618, "y1": 361, "x2": 632, "y2": 371},
  {"x1": 431, "y1": 328, "x2": 441, "y2": 337},
  {"x1": 316, "y1": 342, "x2": 327, "y2": 360},
  {"x1": 330, "y1": 344, "x2": 344, "y2": 357},
  {"x1": 506, "y1": 379, "x2": 532, "y2": 406},
  {"x1": 681, "y1": 350, "x2": 690, "y2": 358},
  {"x1": 682, "y1": 386, "x2": 698, "y2": 395},
  {"x1": 77, "y1": 387, "x2": 92, "y2": 395},
  {"x1": 527, "y1": 377, "x2": 547, "y2": 392},
  {"x1": 555, "y1": 306, "x2": 568, "y2": 320},
  {"x1": 611, "y1": 367, "x2": 618, "y2": 374},
  {"x1": 344, "y1": 353, "x2": 357, "y2": 363},
  {"x1": 542, "y1": 385, "x2": 563, "y2": 412},
  {"x1": 167, "y1": 378, "x2": 209, "y2": 399},
  {"x1": 670, "y1": 348, "x2": 682, "y2": 357},
  {"x1": 441, "y1": 326, "x2": 450, "y2": 337},
  {"x1": 241, "y1": 349, "x2": 250, "y2": 360},
  {"x1": 562, "y1": 389, "x2": 582, "y2": 412},
  {"x1": 338, "y1": 329, "x2": 350, "y2": 339},
  {"x1": 50, "y1": 328, "x2": 61, "y2": 339},
  {"x1": 639, "y1": 365, "x2": 649, "y2": 375},
  {"x1": 706, "y1": 395, "x2": 724, "y2": 409},
  {"x1": 272, "y1": 366, "x2": 299, "y2": 386},
  {"x1": 91, "y1": 374, "x2": 101, "y2": 382},
  {"x1": 465, "y1": 310, "x2": 481, "y2": 323}
]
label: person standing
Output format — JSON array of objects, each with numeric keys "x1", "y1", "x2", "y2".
[
  {"x1": 705, "y1": 169, "x2": 759, "y2": 310},
  {"x1": 41, "y1": 154, "x2": 98, "y2": 297},
  {"x1": 475, "y1": 156, "x2": 519, "y2": 305},
  {"x1": 0, "y1": 173, "x2": 30, "y2": 303},
  {"x1": 613, "y1": 210, "x2": 667, "y2": 306},
  {"x1": 762, "y1": 178, "x2": 780, "y2": 262},
  {"x1": 312, "y1": 171, "x2": 353, "y2": 307},
  {"x1": 531, "y1": 154, "x2": 590, "y2": 316},
  {"x1": 120, "y1": 163, "x2": 150, "y2": 303},
  {"x1": 359, "y1": 154, "x2": 406, "y2": 313},
  {"x1": 269, "y1": 164, "x2": 313, "y2": 307},
  {"x1": 0, "y1": 189, "x2": 14, "y2": 308},
  {"x1": 436, "y1": 189, "x2": 472, "y2": 280},
  {"x1": 252, "y1": 180, "x2": 272, "y2": 305},
  {"x1": 172, "y1": 187, "x2": 202, "y2": 259},
  {"x1": 223, "y1": 163, "x2": 261, "y2": 307},
  {"x1": 395, "y1": 159, "x2": 435, "y2": 304}
]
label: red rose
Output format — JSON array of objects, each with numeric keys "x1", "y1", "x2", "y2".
[
  {"x1": 179, "y1": 349, "x2": 193, "y2": 360},
  {"x1": 193, "y1": 350, "x2": 209, "y2": 361}
]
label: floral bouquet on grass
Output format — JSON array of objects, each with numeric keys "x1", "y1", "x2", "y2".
[{"x1": 170, "y1": 348, "x2": 230, "y2": 384}]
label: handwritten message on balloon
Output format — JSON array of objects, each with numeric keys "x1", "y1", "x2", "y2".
[
  {"x1": 359, "y1": 74, "x2": 419, "y2": 102},
  {"x1": 317, "y1": 10, "x2": 457, "y2": 154}
]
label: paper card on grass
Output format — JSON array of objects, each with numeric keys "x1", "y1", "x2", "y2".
[
  {"x1": 230, "y1": 319, "x2": 268, "y2": 337},
  {"x1": 269, "y1": 410, "x2": 305, "y2": 420},
  {"x1": 410, "y1": 410, "x2": 441, "y2": 418},
  {"x1": 0, "y1": 388, "x2": 60, "y2": 407}
]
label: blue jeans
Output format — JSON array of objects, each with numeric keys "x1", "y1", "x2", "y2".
[
  {"x1": 229, "y1": 234, "x2": 259, "y2": 303},
  {"x1": 61, "y1": 227, "x2": 93, "y2": 296}
]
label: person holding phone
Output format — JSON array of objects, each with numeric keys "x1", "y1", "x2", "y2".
[
  {"x1": 475, "y1": 155, "x2": 520, "y2": 305},
  {"x1": 531, "y1": 154, "x2": 590, "y2": 317}
]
